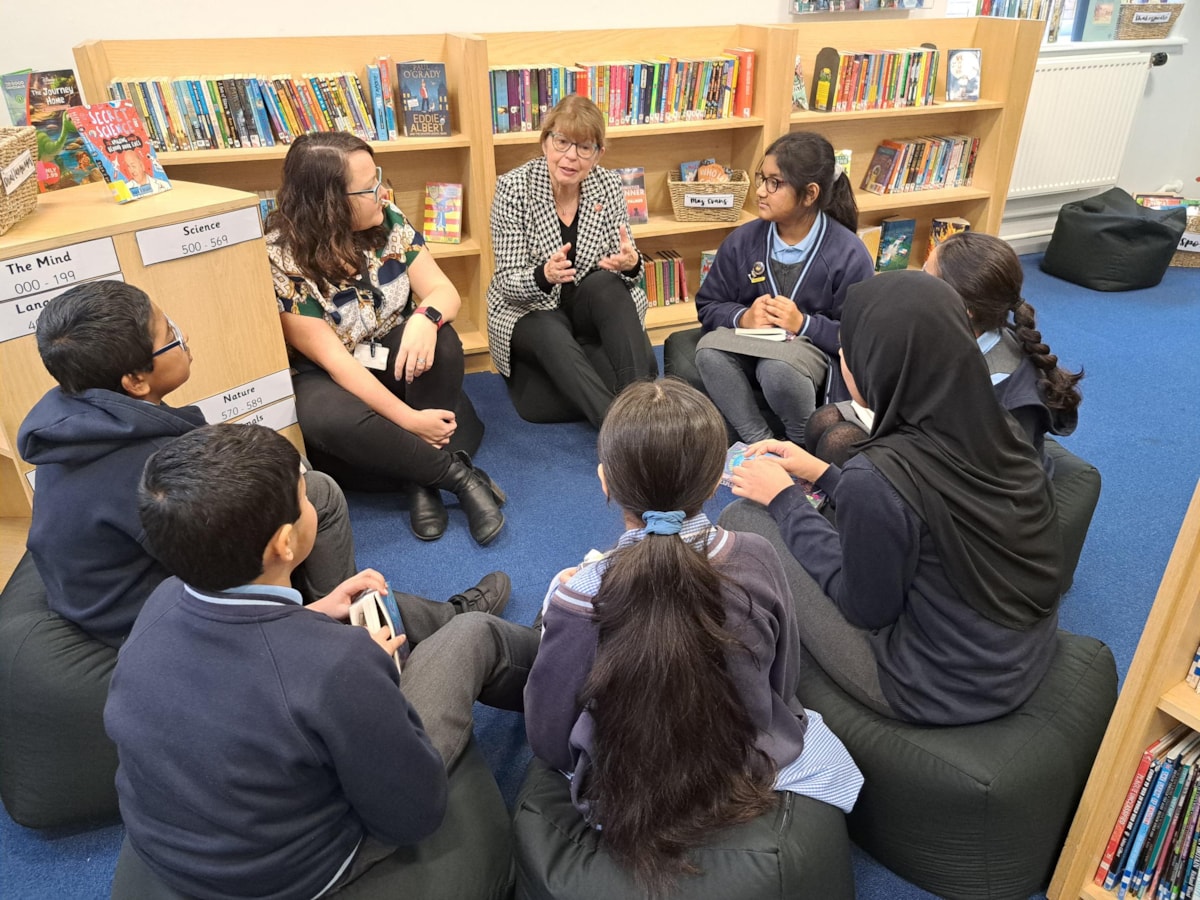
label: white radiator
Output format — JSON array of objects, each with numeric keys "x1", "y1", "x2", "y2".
[{"x1": 1008, "y1": 52, "x2": 1150, "y2": 198}]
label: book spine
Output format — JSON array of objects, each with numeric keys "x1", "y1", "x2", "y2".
[
  {"x1": 258, "y1": 78, "x2": 291, "y2": 144},
  {"x1": 221, "y1": 78, "x2": 250, "y2": 146},
  {"x1": 281, "y1": 78, "x2": 314, "y2": 134},
  {"x1": 188, "y1": 78, "x2": 219, "y2": 149},
  {"x1": 230, "y1": 78, "x2": 258, "y2": 147},
  {"x1": 367, "y1": 65, "x2": 386, "y2": 141},
  {"x1": 1120, "y1": 760, "x2": 1178, "y2": 896},
  {"x1": 348, "y1": 74, "x2": 375, "y2": 141}
]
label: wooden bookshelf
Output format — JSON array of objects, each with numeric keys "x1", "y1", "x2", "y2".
[
  {"x1": 776, "y1": 16, "x2": 1044, "y2": 264},
  {"x1": 73, "y1": 19, "x2": 1043, "y2": 371},
  {"x1": 1049, "y1": 481, "x2": 1200, "y2": 899},
  {"x1": 73, "y1": 34, "x2": 498, "y2": 371}
]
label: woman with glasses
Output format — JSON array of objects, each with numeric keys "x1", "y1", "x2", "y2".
[
  {"x1": 266, "y1": 133, "x2": 506, "y2": 546},
  {"x1": 487, "y1": 95, "x2": 657, "y2": 429},
  {"x1": 694, "y1": 131, "x2": 874, "y2": 446}
]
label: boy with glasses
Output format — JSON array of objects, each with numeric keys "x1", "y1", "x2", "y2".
[{"x1": 18, "y1": 280, "x2": 509, "y2": 646}]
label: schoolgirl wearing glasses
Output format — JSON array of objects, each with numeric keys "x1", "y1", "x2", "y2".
[
  {"x1": 694, "y1": 131, "x2": 875, "y2": 446},
  {"x1": 486, "y1": 96, "x2": 657, "y2": 430}
]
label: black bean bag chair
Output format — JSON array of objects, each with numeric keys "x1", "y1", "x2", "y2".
[
  {"x1": 798, "y1": 631, "x2": 1116, "y2": 900},
  {"x1": 1041, "y1": 187, "x2": 1187, "y2": 291},
  {"x1": 1045, "y1": 438, "x2": 1101, "y2": 594},
  {"x1": 111, "y1": 737, "x2": 513, "y2": 899},
  {"x1": 0, "y1": 552, "x2": 120, "y2": 829},
  {"x1": 512, "y1": 758, "x2": 854, "y2": 900}
]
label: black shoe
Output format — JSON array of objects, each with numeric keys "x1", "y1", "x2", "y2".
[
  {"x1": 447, "y1": 571, "x2": 511, "y2": 617},
  {"x1": 408, "y1": 485, "x2": 448, "y2": 541},
  {"x1": 439, "y1": 451, "x2": 505, "y2": 546}
]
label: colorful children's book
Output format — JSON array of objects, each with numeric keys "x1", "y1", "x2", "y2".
[
  {"x1": 16, "y1": 69, "x2": 102, "y2": 193},
  {"x1": 929, "y1": 216, "x2": 971, "y2": 254},
  {"x1": 700, "y1": 249, "x2": 718, "y2": 287},
  {"x1": 348, "y1": 589, "x2": 408, "y2": 674},
  {"x1": 397, "y1": 60, "x2": 450, "y2": 137},
  {"x1": 721, "y1": 442, "x2": 825, "y2": 508},
  {"x1": 946, "y1": 49, "x2": 982, "y2": 102},
  {"x1": 876, "y1": 216, "x2": 916, "y2": 271},
  {"x1": 615, "y1": 166, "x2": 649, "y2": 225},
  {"x1": 422, "y1": 182, "x2": 462, "y2": 243},
  {"x1": 835, "y1": 147, "x2": 853, "y2": 183},
  {"x1": 1, "y1": 69, "x2": 32, "y2": 128},
  {"x1": 791, "y1": 55, "x2": 809, "y2": 111},
  {"x1": 858, "y1": 225, "x2": 882, "y2": 264},
  {"x1": 67, "y1": 101, "x2": 172, "y2": 203},
  {"x1": 861, "y1": 144, "x2": 901, "y2": 195}
]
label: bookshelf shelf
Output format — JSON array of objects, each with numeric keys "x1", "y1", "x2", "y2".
[
  {"x1": 1157, "y1": 682, "x2": 1200, "y2": 733},
  {"x1": 855, "y1": 186, "x2": 993, "y2": 213},
  {"x1": 790, "y1": 99, "x2": 1005, "y2": 126},
  {"x1": 73, "y1": 18, "x2": 1042, "y2": 371},
  {"x1": 1049, "y1": 481, "x2": 1200, "y2": 900}
]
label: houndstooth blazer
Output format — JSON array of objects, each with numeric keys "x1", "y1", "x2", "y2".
[{"x1": 486, "y1": 157, "x2": 648, "y2": 377}]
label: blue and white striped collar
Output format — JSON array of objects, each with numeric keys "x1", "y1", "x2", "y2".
[{"x1": 185, "y1": 582, "x2": 303, "y2": 608}]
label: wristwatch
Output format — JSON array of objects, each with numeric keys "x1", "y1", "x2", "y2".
[{"x1": 414, "y1": 306, "x2": 444, "y2": 329}]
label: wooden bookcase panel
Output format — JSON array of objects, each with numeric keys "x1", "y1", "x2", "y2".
[{"x1": 1049, "y1": 481, "x2": 1200, "y2": 900}]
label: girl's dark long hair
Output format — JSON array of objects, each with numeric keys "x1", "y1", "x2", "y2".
[
  {"x1": 936, "y1": 231, "x2": 1083, "y2": 414},
  {"x1": 764, "y1": 130, "x2": 858, "y2": 233},
  {"x1": 267, "y1": 132, "x2": 389, "y2": 291},
  {"x1": 583, "y1": 379, "x2": 776, "y2": 895}
]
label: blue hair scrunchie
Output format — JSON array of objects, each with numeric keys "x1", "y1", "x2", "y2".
[{"x1": 642, "y1": 510, "x2": 686, "y2": 535}]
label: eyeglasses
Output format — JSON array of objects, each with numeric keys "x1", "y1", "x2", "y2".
[
  {"x1": 754, "y1": 172, "x2": 787, "y2": 194},
  {"x1": 548, "y1": 133, "x2": 600, "y2": 160},
  {"x1": 152, "y1": 317, "x2": 187, "y2": 358},
  {"x1": 347, "y1": 166, "x2": 385, "y2": 204}
]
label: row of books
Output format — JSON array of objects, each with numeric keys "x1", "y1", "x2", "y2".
[
  {"x1": 857, "y1": 214, "x2": 970, "y2": 272},
  {"x1": 1093, "y1": 724, "x2": 1200, "y2": 898},
  {"x1": 103, "y1": 60, "x2": 450, "y2": 153},
  {"x1": 809, "y1": 45, "x2": 940, "y2": 114},
  {"x1": 637, "y1": 250, "x2": 692, "y2": 308},
  {"x1": 860, "y1": 134, "x2": 981, "y2": 196},
  {"x1": 487, "y1": 49, "x2": 755, "y2": 133},
  {"x1": 791, "y1": 0, "x2": 932, "y2": 11},
  {"x1": 254, "y1": 182, "x2": 464, "y2": 244}
]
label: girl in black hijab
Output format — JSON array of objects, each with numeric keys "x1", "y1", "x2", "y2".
[{"x1": 723, "y1": 269, "x2": 1064, "y2": 725}]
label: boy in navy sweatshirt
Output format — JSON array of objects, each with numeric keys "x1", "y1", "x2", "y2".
[
  {"x1": 18, "y1": 280, "x2": 504, "y2": 646},
  {"x1": 106, "y1": 424, "x2": 536, "y2": 898}
]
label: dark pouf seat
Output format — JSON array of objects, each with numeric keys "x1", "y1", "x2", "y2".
[
  {"x1": 1041, "y1": 187, "x2": 1187, "y2": 291},
  {"x1": 797, "y1": 630, "x2": 1116, "y2": 900},
  {"x1": 1046, "y1": 438, "x2": 1101, "y2": 594},
  {"x1": 513, "y1": 758, "x2": 854, "y2": 900},
  {"x1": 112, "y1": 737, "x2": 513, "y2": 899},
  {"x1": 0, "y1": 552, "x2": 119, "y2": 829}
]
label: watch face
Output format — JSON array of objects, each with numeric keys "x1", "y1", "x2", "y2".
[{"x1": 422, "y1": 307, "x2": 442, "y2": 325}]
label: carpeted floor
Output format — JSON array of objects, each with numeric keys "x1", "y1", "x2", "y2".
[{"x1": 2, "y1": 255, "x2": 1198, "y2": 899}]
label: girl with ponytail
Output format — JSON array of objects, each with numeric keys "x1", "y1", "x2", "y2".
[
  {"x1": 927, "y1": 231, "x2": 1082, "y2": 464},
  {"x1": 524, "y1": 378, "x2": 861, "y2": 896},
  {"x1": 694, "y1": 131, "x2": 875, "y2": 447}
]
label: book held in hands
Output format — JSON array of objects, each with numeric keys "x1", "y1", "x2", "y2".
[{"x1": 348, "y1": 590, "x2": 408, "y2": 674}]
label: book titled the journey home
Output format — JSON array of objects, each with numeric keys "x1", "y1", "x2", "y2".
[
  {"x1": 397, "y1": 60, "x2": 450, "y2": 137},
  {"x1": 2, "y1": 68, "x2": 101, "y2": 192},
  {"x1": 67, "y1": 100, "x2": 172, "y2": 203}
]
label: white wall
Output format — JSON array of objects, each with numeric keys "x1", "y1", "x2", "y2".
[{"x1": 3, "y1": 1, "x2": 1194, "y2": 211}]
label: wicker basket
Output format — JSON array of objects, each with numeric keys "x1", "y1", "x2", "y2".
[
  {"x1": 1115, "y1": 3, "x2": 1184, "y2": 39},
  {"x1": 1171, "y1": 214, "x2": 1200, "y2": 268},
  {"x1": 0, "y1": 127, "x2": 38, "y2": 237},
  {"x1": 667, "y1": 170, "x2": 751, "y2": 223}
]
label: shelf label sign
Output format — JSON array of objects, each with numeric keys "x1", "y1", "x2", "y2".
[
  {"x1": 1132, "y1": 10, "x2": 1172, "y2": 23},
  {"x1": 684, "y1": 193, "x2": 735, "y2": 209},
  {"x1": 0, "y1": 275, "x2": 126, "y2": 344},
  {"x1": 136, "y1": 206, "x2": 262, "y2": 267},
  {"x1": 1178, "y1": 232, "x2": 1200, "y2": 254},
  {"x1": 0, "y1": 237, "x2": 120, "y2": 304},
  {"x1": 230, "y1": 396, "x2": 299, "y2": 433},
  {"x1": 193, "y1": 369, "x2": 294, "y2": 425},
  {"x1": 1, "y1": 149, "x2": 34, "y2": 196}
]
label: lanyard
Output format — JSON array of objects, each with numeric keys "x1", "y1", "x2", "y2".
[{"x1": 763, "y1": 212, "x2": 826, "y2": 304}]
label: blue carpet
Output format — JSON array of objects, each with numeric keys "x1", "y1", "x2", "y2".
[{"x1": 3, "y1": 256, "x2": 1198, "y2": 899}]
